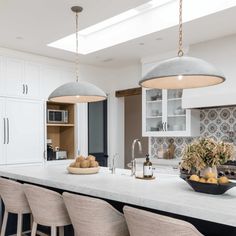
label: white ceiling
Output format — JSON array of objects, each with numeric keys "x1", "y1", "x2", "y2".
[{"x1": 1, "y1": 0, "x2": 236, "y2": 68}]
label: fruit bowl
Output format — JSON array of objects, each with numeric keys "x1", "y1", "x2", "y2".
[
  {"x1": 67, "y1": 166, "x2": 100, "y2": 175},
  {"x1": 183, "y1": 176, "x2": 236, "y2": 195}
]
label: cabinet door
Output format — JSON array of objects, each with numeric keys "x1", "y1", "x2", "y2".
[
  {"x1": 24, "y1": 62, "x2": 41, "y2": 99},
  {"x1": 5, "y1": 99, "x2": 44, "y2": 164},
  {"x1": 41, "y1": 66, "x2": 74, "y2": 100},
  {"x1": 0, "y1": 56, "x2": 5, "y2": 96},
  {"x1": 143, "y1": 88, "x2": 165, "y2": 136},
  {"x1": 0, "y1": 98, "x2": 6, "y2": 164},
  {"x1": 5, "y1": 57, "x2": 24, "y2": 97},
  {"x1": 166, "y1": 89, "x2": 186, "y2": 132}
]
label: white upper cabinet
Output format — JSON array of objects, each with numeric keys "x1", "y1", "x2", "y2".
[
  {"x1": 24, "y1": 62, "x2": 41, "y2": 99},
  {"x1": 142, "y1": 88, "x2": 200, "y2": 137},
  {"x1": 0, "y1": 56, "x2": 4, "y2": 95},
  {"x1": 41, "y1": 65, "x2": 75, "y2": 100},
  {"x1": 0, "y1": 56, "x2": 41, "y2": 99},
  {"x1": 5, "y1": 57, "x2": 24, "y2": 97},
  {"x1": 0, "y1": 98, "x2": 6, "y2": 164},
  {"x1": 0, "y1": 54, "x2": 74, "y2": 101}
]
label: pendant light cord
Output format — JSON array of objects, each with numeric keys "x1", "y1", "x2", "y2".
[
  {"x1": 178, "y1": 0, "x2": 184, "y2": 57},
  {"x1": 75, "y1": 11, "x2": 79, "y2": 82}
]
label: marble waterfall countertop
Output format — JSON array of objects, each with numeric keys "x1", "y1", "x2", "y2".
[{"x1": 0, "y1": 164, "x2": 236, "y2": 227}]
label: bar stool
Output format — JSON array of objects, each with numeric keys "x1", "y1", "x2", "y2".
[
  {"x1": 123, "y1": 206, "x2": 203, "y2": 236},
  {"x1": 63, "y1": 192, "x2": 130, "y2": 236},
  {"x1": 0, "y1": 177, "x2": 31, "y2": 236},
  {"x1": 23, "y1": 184, "x2": 71, "y2": 236}
]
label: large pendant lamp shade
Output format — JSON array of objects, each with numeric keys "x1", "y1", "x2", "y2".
[
  {"x1": 139, "y1": 0, "x2": 225, "y2": 89},
  {"x1": 48, "y1": 6, "x2": 107, "y2": 103},
  {"x1": 48, "y1": 81, "x2": 107, "y2": 103},
  {"x1": 140, "y1": 56, "x2": 225, "y2": 89}
]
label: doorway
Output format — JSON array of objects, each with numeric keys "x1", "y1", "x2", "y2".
[
  {"x1": 88, "y1": 100, "x2": 108, "y2": 166},
  {"x1": 117, "y1": 88, "x2": 148, "y2": 168}
]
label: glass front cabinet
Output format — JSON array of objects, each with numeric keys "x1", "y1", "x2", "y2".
[{"x1": 142, "y1": 88, "x2": 200, "y2": 137}]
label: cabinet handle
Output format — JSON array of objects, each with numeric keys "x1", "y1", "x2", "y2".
[
  {"x1": 23, "y1": 84, "x2": 25, "y2": 94},
  {"x1": 3, "y1": 118, "x2": 6, "y2": 144},
  {"x1": 6, "y1": 118, "x2": 9, "y2": 144},
  {"x1": 26, "y1": 84, "x2": 28, "y2": 94},
  {"x1": 162, "y1": 122, "x2": 165, "y2": 131},
  {"x1": 165, "y1": 122, "x2": 168, "y2": 131}
]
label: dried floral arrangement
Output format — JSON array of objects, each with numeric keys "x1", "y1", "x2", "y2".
[{"x1": 180, "y1": 138, "x2": 235, "y2": 173}]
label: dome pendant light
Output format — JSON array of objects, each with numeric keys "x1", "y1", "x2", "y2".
[
  {"x1": 139, "y1": 0, "x2": 225, "y2": 89},
  {"x1": 49, "y1": 6, "x2": 107, "y2": 103}
]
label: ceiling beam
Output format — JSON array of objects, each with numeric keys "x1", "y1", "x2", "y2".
[{"x1": 115, "y1": 87, "x2": 141, "y2": 97}]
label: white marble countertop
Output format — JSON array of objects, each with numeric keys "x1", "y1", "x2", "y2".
[{"x1": 0, "y1": 164, "x2": 236, "y2": 227}]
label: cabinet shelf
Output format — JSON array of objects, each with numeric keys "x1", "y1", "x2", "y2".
[
  {"x1": 47, "y1": 123, "x2": 74, "y2": 127},
  {"x1": 167, "y1": 114, "x2": 186, "y2": 117},
  {"x1": 146, "y1": 116, "x2": 162, "y2": 119},
  {"x1": 167, "y1": 98, "x2": 182, "y2": 101},
  {"x1": 146, "y1": 100, "x2": 162, "y2": 103}
]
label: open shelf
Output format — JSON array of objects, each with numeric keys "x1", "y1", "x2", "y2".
[
  {"x1": 46, "y1": 101, "x2": 75, "y2": 161},
  {"x1": 47, "y1": 123, "x2": 74, "y2": 127}
]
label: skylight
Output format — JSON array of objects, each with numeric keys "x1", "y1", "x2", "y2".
[{"x1": 48, "y1": 0, "x2": 236, "y2": 55}]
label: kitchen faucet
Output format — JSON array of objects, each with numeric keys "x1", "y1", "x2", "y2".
[{"x1": 131, "y1": 139, "x2": 142, "y2": 176}]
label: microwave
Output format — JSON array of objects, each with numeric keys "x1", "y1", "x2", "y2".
[{"x1": 47, "y1": 109, "x2": 68, "y2": 123}]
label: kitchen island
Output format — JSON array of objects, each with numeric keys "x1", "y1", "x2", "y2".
[{"x1": 0, "y1": 164, "x2": 236, "y2": 235}]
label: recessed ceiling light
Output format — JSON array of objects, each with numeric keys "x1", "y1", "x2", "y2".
[
  {"x1": 103, "y1": 58, "x2": 113, "y2": 62},
  {"x1": 16, "y1": 36, "x2": 23, "y2": 40}
]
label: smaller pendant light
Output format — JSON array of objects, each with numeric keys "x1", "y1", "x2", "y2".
[
  {"x1": 139, "y1": 0, "x2": 225, "y2": 89},
  {"x1": 49, "y1": 6, "x2": 107, "y2": 103}
]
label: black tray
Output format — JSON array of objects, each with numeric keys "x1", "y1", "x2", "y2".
[{"x1": 184, "y1": 177, "x2": 236, "y2": 195}]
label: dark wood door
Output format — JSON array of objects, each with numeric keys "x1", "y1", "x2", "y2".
[{"x1": 88, "y1": 100, "x2": 108, "y2": 166}]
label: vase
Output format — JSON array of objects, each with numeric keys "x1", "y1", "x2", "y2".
[{"x1": 200, "y1": 166, "x2": 218, "y2": 178}]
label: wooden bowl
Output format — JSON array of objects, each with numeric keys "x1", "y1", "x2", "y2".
[{"x1": 67, "y1": 166, "x2": 100, "y2": 175}]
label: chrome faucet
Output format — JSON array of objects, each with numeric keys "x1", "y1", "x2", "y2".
[
  {"x1": 110, "y1": 153, "x2": 118, "y2": 174},
  {"x1": 131, "y1": 139, "x2": 142, "y2": 176}
]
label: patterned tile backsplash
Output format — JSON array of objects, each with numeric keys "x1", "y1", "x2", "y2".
[{"x1": 150, "y1": 106, "x2": 236, "y2": 159}]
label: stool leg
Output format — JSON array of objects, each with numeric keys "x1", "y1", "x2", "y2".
[
  {"x1": 51, "y1": 226, "x2": 57, "y2": 236},
  {"x1": 59, "y1": 227, "x2": 64, "y2": 236},
  {"x1": 1, "y1": 211, "x2": 8, "y2": 236},
  {"x1": 17, "y1": 213, "x2": 23, "y2": 236},
  {"x1": 31, "y1": 221, "x2": 37, "y2": 236}
]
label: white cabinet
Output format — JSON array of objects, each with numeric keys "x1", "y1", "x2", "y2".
[
  {"x1": 5, "y1": 57, "x2": 24, "y2": 97},
  {"x1": 0, "y1": 98, "x2": 44, "y2": 165},
  {"x1": 41, "y1": 66, "x2": 75, "y2": 100},
  {"x1": 0, "y1": 56, "x2": 4, "y2": 95},
  {"x1": 0, "y1": 98, "x2": 6, "y2": 164},
  {"x1": 24, "y1": 62, "x2": 41, "y2": 99},
  {"x1": 142, "y1": 88, "x2": 200, "y2": 137},
  {"x1": 0, "y1": 57, "x2": 41, "y2": 99}
]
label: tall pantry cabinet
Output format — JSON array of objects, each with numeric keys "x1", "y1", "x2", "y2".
[{"x1": 0, "y1": 98, "x2": 44, "y2": 164}]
